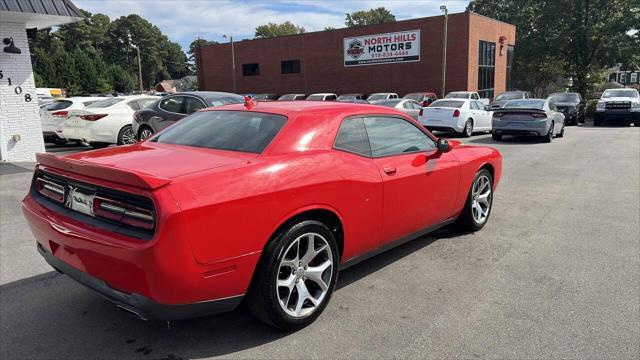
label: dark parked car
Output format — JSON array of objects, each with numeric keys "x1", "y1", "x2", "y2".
[
  {"x1": 337, "y1": 93, "x2": 366, "y2": 102},
  {"x1": 254, "y1": 93, "x2": 279, "y2": 101},
  {"x1": 403, "y1": 92, "x2": 438, "y2": 107},
  {"x1": 491, "y1": 91, "x2": 530, "y2": 109},
  {"x1": 278, "y1": 94, "x2": 306, "y2": 101},
  {"x1": 132, "y1": 91, "x2": 244, "y2": 140},
  {"x1": 548, "y1": 92, "x2": 586, "y2": 125}
]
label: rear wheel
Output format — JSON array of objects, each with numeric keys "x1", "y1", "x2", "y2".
[
  {"x1": 542, "y1": 122, "x2": 554, "y2": 143},
  {"x1": 457, "y1": 169, "x2": 494, "y2": 231},
  {"x1": 117, "y1": 125, "x2": 136, "y2": 145},
  {"x1": 247, "y1": 220, "x2": 339, "y2": 330},
  {"x1": 463, "y1": 119, "x2": 473, "y2": 138},
  {"x1": 557, "y1": 125, "x2": 565, "y2": 138},
  {"x1": 491, "y1": 133, "x2": 502, "y2": 141}
]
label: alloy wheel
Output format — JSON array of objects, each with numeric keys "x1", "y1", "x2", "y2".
[
  {"x1": 471, "y1": 174, "x2": 492, "y2": 224},
  {"x1": 465, "y1": 121, "x2": 473, "y2": 137},
  {"x1": 140, "y1": 128, "x2": 154, "y2": 140},
  {"x1": 121, "y1": 127, "x2": 136, "y2": 145},
  {"x1": 276, "y1": 232, "x2": 333, "y2": 318}
]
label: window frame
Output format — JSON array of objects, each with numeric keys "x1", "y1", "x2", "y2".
[
  {"x1": 478, "y1": 40, "x2": 496, "y2": 99},
  {"x1": 242, "y1": 63, "x2": 260, "y2": 77},
  {"x1": 333, "y1": 116, "x2": 372, "y2": 157},
  {"x1": 281, "y1": 59, "x2": 301, "y2": 74},
  {"x1": 158, "y1": 95, "x2": 207, "y2": 115}
]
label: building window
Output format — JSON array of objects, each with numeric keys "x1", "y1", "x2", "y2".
[
  {"x1": 506, "y1": 45, "x2": 514, "y2": 91},
  {"x1": 281, "y1": 60, "x2": 301, "y2": 74},
  {"x1": 477, "y1": 40, "x2": 496, "y2": 99},
  {"x1": 242, "y1": 63, "x2": 260, "y2": 76},
  {"x1": 631, "y1": 72, "x2": 638, "y2": 83},
  {"x1": 620, "y1": 73, "x2": 626, "y2": 84}
]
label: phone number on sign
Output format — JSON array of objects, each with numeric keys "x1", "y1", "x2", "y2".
[{"x1": 371, "y1": 51, "x2": 410, "y2": 59}]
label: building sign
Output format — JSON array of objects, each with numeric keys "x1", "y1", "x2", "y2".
[{"x1": 343, "y1": 30, "x2": 420, "y2": 67}]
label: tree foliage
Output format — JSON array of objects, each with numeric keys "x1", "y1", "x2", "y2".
[
  {"x1": 255, "y1": 22, "x2": 306, "y2": 39},
  {"x1": 345, "y1": 7, "x2": 396, "y2": 27},
  {"x1": 29, "y1": 10, "x2": 190, "y2": 95},
  {"x1": 467, "y1": 0, "x2": 640, "y2": 97}
]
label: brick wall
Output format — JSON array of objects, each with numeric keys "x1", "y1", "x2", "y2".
[
  {"x1": 197, "y1": 12, "x2": 516, "y2": 99},
  {"x1": 0, "y1": 21, "x2": 45, "y2": 162}
]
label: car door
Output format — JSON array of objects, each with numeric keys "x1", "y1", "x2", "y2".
[
  {"x1": 363, "y1": 115, "x2": 460, "y2": 245},
  {"x1": 155, "y1": 95, "x2": 188, "y2": 132},
  {"x1": 472, "y1": 100, "x2": 491, "y2": 130}
]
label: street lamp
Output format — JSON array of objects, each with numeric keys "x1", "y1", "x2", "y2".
[
  {"x1": 440, "y1": 5, "x2": 448, "y2": 98},
  {"x1": 223, "y1": 34, "x2": 236, "y2": 93}
]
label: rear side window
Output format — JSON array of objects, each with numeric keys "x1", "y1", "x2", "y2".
[
  {"x1": 127, "y1": 101, "x2": 141, "y2": 111},
  {"x1": 86, "y1": 98, "x2": 124, "y2": 108},
  {"x1": 154, "y1": 111, "x2": 287, "y2": 154},
  {"x1": 334, "y1": 117, "x2": 371, "y2": 157},
  {"x1": 363, "y1": 116, "x2": 434, "y2": 157},
  {"x1": 138, "y1": 98, "x2": 157, "y2": 109},
  {"x1": 44, "y1": 101, "x2": 72, "y2": 111},
  {"x1": 159, "y1": 96, "x2": 185, "y2": 113},
  {"x1": 184, "y1": 97, "x2": 206, "y2": 114}
]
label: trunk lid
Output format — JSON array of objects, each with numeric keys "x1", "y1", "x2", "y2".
[{"x1": 422, "y1": 107, "x2": 459, "y2": 121}]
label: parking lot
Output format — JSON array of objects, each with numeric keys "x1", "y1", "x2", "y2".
[{"x1": 1, "y1": 125, "x2": 638, "y2": 359}]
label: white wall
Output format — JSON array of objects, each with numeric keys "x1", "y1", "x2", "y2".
[{"x1": 0, "y1": 21, "x2": 45, "y2": 162}]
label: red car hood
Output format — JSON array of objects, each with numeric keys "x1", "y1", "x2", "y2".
[{"x1": 38, "y1": 142, "x2": 252, "y2": 189}]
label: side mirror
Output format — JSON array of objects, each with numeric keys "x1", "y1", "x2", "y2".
[{"x1": 436, "y1": 138, "x2": 450, "y2": 153}]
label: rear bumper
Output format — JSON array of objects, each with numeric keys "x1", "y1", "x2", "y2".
[
  {"x1": 492, "y1": 119, "x2": 550, "y2": 136},
  {"x1": 38, "y1": 242, "x2": 242, "y2": 320},
  {"x1": 420, "y1": 119, "x2": 465, "y2": 133}
]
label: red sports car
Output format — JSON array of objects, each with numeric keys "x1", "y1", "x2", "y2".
[{"x1": 22, "y1": 100, "x2": 502, "y2": 330}]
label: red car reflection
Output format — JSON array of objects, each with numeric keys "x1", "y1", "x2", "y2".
[{"x1": 22, "y1": 101, "x2": 502, "y2": 330}]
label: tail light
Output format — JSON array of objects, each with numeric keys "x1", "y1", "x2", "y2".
[
  {"x1": 35, "y1": 178, "x2": 65, "y2": 203},
  {"x1": 52, "y1": 111, "x2": 68, "y2": 117},
  {"x1": 79, "y1": 114, "x2": 108, "y2": 121},
  {"x1": 93, "y1": 196, "x2": 155, "y2": 230},
  {"x1": 419, "y1": 108, "x2": 424, "y2": 116},
  {"x1": 532, "y1": 113, "x2": 547, "y2": 118},
  {"x1": 493, "y1": 112, "x2": 504, "y2": 118},
  {"x1": 453, "y1": 109, "x2": 461, "y2": 117}
]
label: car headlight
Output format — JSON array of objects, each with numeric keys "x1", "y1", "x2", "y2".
[
  {"x1": 632, "y1": 102, "x2": 640, "y2": 111},
  {"x1": 596, "y1": 102, "x2": 606, "y2": 109}
]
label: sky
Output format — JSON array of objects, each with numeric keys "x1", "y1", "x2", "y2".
[{"x1": 73, "y1": 0, "x2": 470, "y2": 52}]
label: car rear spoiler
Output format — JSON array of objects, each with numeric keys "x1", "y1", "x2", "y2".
[
  {"x1": 36, "y1": 153, "x2": 171, "y2": 190},
  {"x1": 493, "y1": 108, "x2": 546, "y2": 114}
]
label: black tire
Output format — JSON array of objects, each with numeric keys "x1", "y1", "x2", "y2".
[
  {"x1": 491, "y1": 133, "x2": 502, "y2": 141},
  {"x1": 457, "y1": 168, "x2": 494, "y2": 231},
  {"x1": 542, "y1": 122, "x2": 554, "y2": 143},
  {"x1": 462, "y1": 119, "x2": 473, "y2": 138},
  {"x1": 89, "y1": 142, "x2": 110, "y2": 149},
  {"x1": 247, "y1": 220, "x2": 339, "y2": 330},
  {"x1": 557, "y1": 125, "x2": 565, "y2": 138},
  {"x1": 138, "y1": 126, "x2": 154, "y2": 141},
  {"x1": 594, "y1": 119, "x2": 601, "y2": 127},
  {"x1": 117, "y1": 125, "x2": 136, "y2": 145}
]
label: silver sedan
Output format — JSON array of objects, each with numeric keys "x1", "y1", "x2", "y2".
[
  {"x1": 491, "y1": 98, "x2": 565, "y2": 143},
  {"x1": 369, "y1": 99, "x2": 424, "y2": 120}
]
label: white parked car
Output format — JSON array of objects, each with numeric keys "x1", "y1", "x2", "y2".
[
  {"x1": 366, "y1": 92, "x2": 399, "y2": 101},
  {"x1": 40, "y1": 97, "x2": 104, "y2": 145},
  {"x1": 62, "y1": 96, "x2": 158, "y2": 148},
  {"x1": 445, "y1": 91, "x2": 490, "y2": 106},
  {"x1": 306, "y1": 93, "x2": 337, "y2": 101},
  {"x1": 418, "y1": 99, "x2": 493, "y2": 137}
]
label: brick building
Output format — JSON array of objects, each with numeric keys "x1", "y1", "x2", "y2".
[{"x1": 196, "y1": 11, "x2": 516, "y2": 100}]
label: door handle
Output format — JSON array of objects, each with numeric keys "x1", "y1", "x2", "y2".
[{"x1": 383, "y1": 167, "x2": 397, "y2": 175}]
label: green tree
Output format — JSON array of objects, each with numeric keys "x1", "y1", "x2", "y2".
[
  {"x1": 345, "y1": 7, "x2": 396, "y2": 27},
  {"x1": 108, "y1": 64, "x2": 137, "y2": 93},
  {"x1": 255, "y1": 21, "x2": 306, "y2": 39}
]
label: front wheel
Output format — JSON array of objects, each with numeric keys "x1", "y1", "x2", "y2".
[
  {"x1": 139, "y1": 127, "x2": 154, "y2": 141},
  {"x1": 491, "y1": 133, "x2": 502, "y2": 141},
  {"x1": 557, "y1": 125, "x2": 565, "y2": 138},
  {"x1": 247, "y1": 220, "x2": 339, "y2": 330},
  {"x1": 457, "y1": 169, "x2": 494, "y2": 231}
]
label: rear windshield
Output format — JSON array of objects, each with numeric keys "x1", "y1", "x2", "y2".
[
  {"x1": 505, "y1": 99, "x2": 546, "y2": 109},
  {"x1": 337, "y1": 94, "x2": 358, "y2": 100},
  {"x1": 430, "y1": 100, "x2": 464, "y2": 108},
  {"x1": 86, "y1": 98, "x2": 124, "y2": 108},
  {"x1": 153, "y1": 111, "x2": 287, "y2": 154},
  {"x1": 43, "y1": 100, "x2": 72, "y2": 111},
  {"x1": 372, "y1": 99, "x2": 401, "y2": 107},
  {"x1": 367, "y1": 94, "x2": 389, "y2": 101},
  {"x1": 306, "y1": 95, "x2": 326, "y2": 101},
  {"x1": 445, "y1": 93, "x2": 469, "y2": 99},
  {"x1": 496, "y1": 92, "x2": 523, "y2": 101}
]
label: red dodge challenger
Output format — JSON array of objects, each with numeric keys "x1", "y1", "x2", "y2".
[{"x1": 22, "y1": 100, "x2": 501, "y2": 330}]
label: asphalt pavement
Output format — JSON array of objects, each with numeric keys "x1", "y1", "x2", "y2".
[{"x1": 1, "y1": 125, "x2": 638, "y2": 359}]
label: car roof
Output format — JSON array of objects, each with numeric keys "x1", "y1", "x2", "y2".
[
  {"x1": 209, "y1": 100, "x2": 409, "y2": 118},
  {"x1": 308, "y1": 93, "x2": 336, "y2": 96},
  {"x1": 370, "y1": 92, "x2": 396, "y2": 95},
  {"x1": 173, "y1": 91, "x2": 243, "y2": 101}
]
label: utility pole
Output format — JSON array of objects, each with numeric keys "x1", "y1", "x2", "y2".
[
  {"x1": 223, "y1": 34, "x2": 236, "y2": 93},
  {"x1": 440, "y1": 5, "x2": 448, "y2": 98},
  {"x1": 136, "y1": 45, "x2": 143, "y2": 93}
]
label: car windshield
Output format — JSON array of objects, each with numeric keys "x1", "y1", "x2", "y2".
[
  {"x1": 550, "y1": 93, "x2": 580, "y2": 102},
  {"x1": 306, "y1": 95, "x2": 326, "y2": 101},
  {"x1": 154, "y1": 111, "x2": 287, "y2": 154},
  {"x1": 372, "y1": 99, "x2": 402, "y2": 107},
  {"x1": 601, "y1": 89, "x2": 639, "y2": 98},
  {"x1": 505, "y1": 99, "x2": 546, "y2": 109},
  {"x1": 445, "y1": 93, "x2": 469, "y2": 99},
  {"x1": 86, "y1": 98, "x2": 124, "y2": 108},
  {"x1": 367, "y1": 94, "x2": 389, "y2": 101},
  {"x1": 495, "y1": 92, "x2": 523, "y2": 101},
  {"x1": 337, "y1": 94, "x2": 358, "y2": 100},
  {"x1": 430, "y1": 100, "x2": 465, "y2": 108},
  {"x1": 403, "y1": 93, "x2": 424, "y2": 101}
]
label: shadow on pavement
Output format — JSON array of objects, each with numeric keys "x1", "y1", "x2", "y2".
[{"x1": 0, "y1": 226, "x2": 466, "y2": 359}]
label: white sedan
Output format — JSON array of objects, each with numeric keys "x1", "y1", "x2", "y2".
[
  {"x1": 62, "y1": 96, "x2": 158, "y2": 148},
  {"x1": 40, "y1": 97, "x2": 104, "y2": 144},
  {"x1": 418, "y1": 99, "x2": 493, "y2": 137}
]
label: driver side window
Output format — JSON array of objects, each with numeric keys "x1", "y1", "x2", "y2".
[{"x1": 363, "y1": 116, "x2": 435, "y2": 158}]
